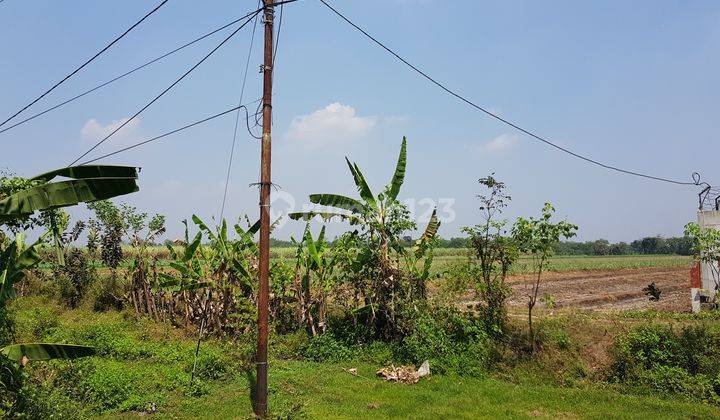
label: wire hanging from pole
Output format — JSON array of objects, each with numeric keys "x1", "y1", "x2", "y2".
[
  {"x1": 69, "y1": 8, "x2": 262, "y2": 166},
  {"x1": 317, "y1": 0, "x2": 706, "y2": 188},
  {"x1": 79, "y1": 100, "x2": 261, "y2": 165},
  {"x1": 0, "y1": 10, "x2": 266, "y2": 136},
  {"x1": 0, "y1": 0, "x2": 170, "y2": 129}
]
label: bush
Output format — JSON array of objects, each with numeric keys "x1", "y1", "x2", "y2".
[
  {"x1": 56, "y1": 249, "x2": 96, "y2": 308},
  {"x1": 609, "y1": 324, "x2": 720, "y2": 404},
  {"x1": 302, "y1": 334, "x2": 354, "y2": 362},
  {"x1": 55, "y1": 359, "x2": 158, "y2": 413},
  {"x1": 399, "y1": 307, "x2": 492, "y2": 376},
  {"x1": 185, "y1": 349, "x2": 230, "y2": 381},
  {"x1": 0, "y1": 357, "x2": 22, "y2": 416},
  {"x1": 90, "y1": 273, "x2": 126, "y2": 312}
]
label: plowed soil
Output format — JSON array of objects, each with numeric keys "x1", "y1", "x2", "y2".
[{"x1": 506, "y1": 266, "x2": 692, "y2": 312}]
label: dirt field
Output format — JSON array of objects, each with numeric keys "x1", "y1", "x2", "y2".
[{"x1": 506, "y1": 266, "x2": 692, "y2": 312}]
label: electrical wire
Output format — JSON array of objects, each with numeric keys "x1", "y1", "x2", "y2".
[
  {"x1": 79, "y1": 100, "x2": 262, "y2": 165},
  {"x1": 317, "y1": 0, "x2": 701, "y2": 187},
  {"x1": 220, "y1": 9, "x2": 260, "y2": 221},
  {"x1": 70, "y1": 8, "x2": 263, "y2": 166},
  {"x1": 0, "y1": 10, "x2": 267, "y2": 136},
  {"x1": 0, "y1": 0, "x2": 169, "y2": 129}
]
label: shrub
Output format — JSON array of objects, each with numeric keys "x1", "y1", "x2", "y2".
[
  {"x1": 609, "y1": 324, "x2": 720, "y2": 404},
  {"x1": 0, "y1": 307, "x2": 14, "y2": 345},
  {"x1": 55, "y1": 249, "x2": 96, "y2": 308},
  {"x1": 90, "y1": 272, "x2": 126, "y2": 312},
  {"x1": 398, "y1": 305, "x2": 492, "y2": 376},
  {"x1": 302, "y1": 334, "x2": 354, "y2": 362},
  {"x1": 185, "y1": 349, "x2": 230, "y2": 381},
  {"x1": 55, "y1": 359, "x2": 155, "y2": 413}
]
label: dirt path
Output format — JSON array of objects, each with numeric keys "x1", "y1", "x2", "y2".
[{"x1": 505, "y1": 266, "x2": 692, "y2": 312}]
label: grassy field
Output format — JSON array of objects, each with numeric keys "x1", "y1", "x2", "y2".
[
  {"x1": 10, "y1": 296, "x2": 720, "y2": 419},
  {"x1": 41, "y1": 247, "x2": 692, "y2": 276}
]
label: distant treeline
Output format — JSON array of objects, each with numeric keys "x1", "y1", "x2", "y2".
[{"x1": 269, "y1": 235, "x2": 693, "y2": 256}]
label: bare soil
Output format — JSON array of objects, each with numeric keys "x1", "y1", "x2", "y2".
[{"x1": 506, "y1": 266, "x2": 692, "y2": 312}]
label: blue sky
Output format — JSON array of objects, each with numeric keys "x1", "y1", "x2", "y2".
[{"x1": 1, "y1": 0, "x2": 719, "y2": 242}]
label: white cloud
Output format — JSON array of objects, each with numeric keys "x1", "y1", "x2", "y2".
[
  {"x1": 81, "y1": 117, "x2": 140, "y2": 144},
  {"x1": 286, "y1": 103, "x2": 377, "y2": 148},
  {"x1": 482, "y1": 134, "x2": 518, "y2": 153}
]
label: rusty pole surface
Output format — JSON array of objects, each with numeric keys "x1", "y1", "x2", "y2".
[{"x1": 255, "y1": 1, "x2": 274, "y2": 417}]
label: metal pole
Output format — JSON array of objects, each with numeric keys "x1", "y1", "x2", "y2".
[{"x1": 255, "y1": 1, "x2": 274, "y2": 417}]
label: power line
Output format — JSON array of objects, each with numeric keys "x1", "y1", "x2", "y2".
[
  {"x1": 220, "y1": 10, "x2": 260, "y2": 221},
  {"x1": 317, "y1": 0, "x2": 701, "y2": 187},
  {"x1": 0, "y1": 10, "x2": 266, "y2": 136},
  {"x1": 70, "y1": 8, "x2": 263, "y2": 166},
  {"x1": 0, "y1": 0, "x2": 169, "y2": 129},
  {"x1": 80, "y1": 100, "x2": 261, "y2": 165}
]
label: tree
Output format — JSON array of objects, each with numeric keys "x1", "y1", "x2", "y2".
[
  {"x1": 462, "y1": 175, "x2": 518, "y2": 336},
  {"x1": 513, "y1": 203, "x2": 577, "y2": 348}
]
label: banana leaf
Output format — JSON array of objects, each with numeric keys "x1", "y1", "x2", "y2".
[
  {"x1": 382, "y1": 137, "x2": 407, "y2": 204},
  {"x1": 288, "y1": 211, "x2": 362, "y2": 225},
  {"x1": 304, "y1": 227, "x2": 322, "y2": 269},
  {"x1": 413, "y1": 209, "x2": 440, "y2": 258},
  {"x1": 0, "y1": 165, "x2": 139, "y2": 222},
  {"x1": 31, "y1": 165, "x2": 138, "y2": 183},
  {"x1": 0, "y1": 233, "x2": 43, "y2": 305},
  {"x1": 309, "y1": 194, "x2": 365, "y2": 215},
  {"x1": 1, "y1": 343, "x2": 95, "y2": 363},
  {"x1": 345, "y1": 158, "x2": 377, "y2": 211}
]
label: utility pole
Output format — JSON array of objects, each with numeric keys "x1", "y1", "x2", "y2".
[{"x1": 255, "y1": 0, "x2": 274, "y2": 417}]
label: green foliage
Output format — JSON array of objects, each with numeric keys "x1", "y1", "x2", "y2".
[
  {"x1": 55, "y1": 249, "x2": 96, "y2": 308},
  {"x1": 289, "y1": 138, "x2": 440, "y2": 339},
  {"x1": 462, "y1": 174, "x2": 518, "y2": 337},
  {"x1": 512, "y1": 203, "x2": 577, "y2": 345},
  {"x1": 90, "y1": 272, "x2": 126, "y2": 312},
  {"x1": 157, "y1": 216, "x2": 259, "y2": 333},
  {"x1": 0, "y1": 233, "x2": 43, "y2": 307},
  {"x1": 302, "y1": 334, "x2": 355, "y2": 362},
  {"x1": 685, "y1": 221, "x2": 720, "y2": 299},
  {"x1": 609, "y1": 324, "x2": 720, "y2": 404},
  {"x1": 397, "y1": 304, "x2": 493, "y2": 376}
]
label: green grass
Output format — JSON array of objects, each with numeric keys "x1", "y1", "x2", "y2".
[
  {"x1": 37, "y1": 246, "x2": 691, "y2": 275},
  {"x1": 431, "y1": 254, "x2": 691, "y2": 275},
  {"x1": 9, "y1": 298, "x2": 719, "y2": 419},
  {"x1": 115, "y1": 360, "x2": 720, "y2": 419}
]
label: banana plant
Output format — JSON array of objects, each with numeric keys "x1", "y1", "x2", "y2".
[
  {"x1": 1, "y1": 343, "x2": 95, "y2": 366},
  {"x1": 401, "y1": 209, "x2": 440, "y2": 299},
  {"x1": 0, "y1": 165, "x2": 138, "y2": 368},
  {"x1": 0, "y1": 165, "x2": 140, "y2": 265},
  {"x1": 157, "y1": 216, "x2": 262, "y2": 332},
  {"x1": 288, "y1": 138, "x2": 441, "y2": 334},
  {"x1": 289, "y1": 137, "x2": 409, "y2": 268},
  {"x1": 292, "y1": 224, "x2": 345, "y2": 335},
  {"x1": 0, "y1": 233, "x2": 42, "y2": 306}
]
